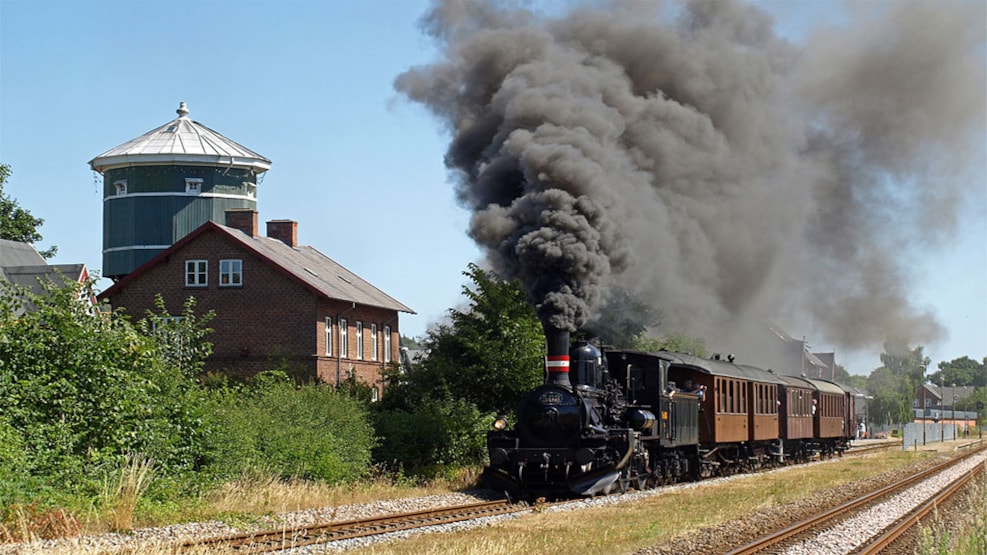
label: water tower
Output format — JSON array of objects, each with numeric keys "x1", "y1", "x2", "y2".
[{"x1": 89, "y1": 102, "x2": 271, "y2": 280}]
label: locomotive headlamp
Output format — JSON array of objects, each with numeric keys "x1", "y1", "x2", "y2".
[{"x1": 492, "y1": 416, "x2": 508, "y2": 431}]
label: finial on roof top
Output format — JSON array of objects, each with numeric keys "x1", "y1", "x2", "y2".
[{"x1": 177, "y1": 102, "x2": 189, "y2": 117}]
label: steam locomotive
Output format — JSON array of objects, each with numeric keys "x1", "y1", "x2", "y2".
[{"x1": 482, "y1": 329, "x2": 854, "y2": 499}]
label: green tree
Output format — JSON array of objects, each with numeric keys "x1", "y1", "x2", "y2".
[
  {"x1": 581, "y1": 288, "x2": 660, "y2": 348},
  {"x1": 866, "y1": 366, "x2": 912, "y2": 426},
  {"x1": 629, "y1": 331, "x2": 707, "y2": 357},
  {"x1": 0, "y1": 164, "x2": 56, "y2": 258},
  {"x1": 375, "y1": 264, "x2": 545, "y2": 473},
  {"x1": 928, "y1": 356, "x2": 986, "y2": 388},
  {"x1": 865, "y1": 340, "x2": 930, "y2": 426},
  {"x1": 879, "y1": 339, "x2": 929, "y2": 394},
  {"x1": 385, "y1": 263, "x2": 544, "y2": 415}
]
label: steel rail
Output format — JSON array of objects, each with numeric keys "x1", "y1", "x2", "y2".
[
  {"x1": 855, "y1": 460, "x2": 985, "y2": 554},
  {"x1": 723, "y1": 445, "x2": 986, "y2": 555},
  {"x1": 178, "y1": 499, "x2": 524, "y2": 553}
]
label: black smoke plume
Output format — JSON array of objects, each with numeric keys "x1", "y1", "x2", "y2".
[{"x1": 396, "y1": 0, "x2": 986, "y2": 352}]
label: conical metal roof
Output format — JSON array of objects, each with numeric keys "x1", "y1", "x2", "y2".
[{"x1": 89, "y1": 102, "x2": 272, "y2": 173}]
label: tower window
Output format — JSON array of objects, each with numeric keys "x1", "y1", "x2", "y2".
[
  {"x1": 185, "y1": 178, "x2": 203, "y2": 194},
  {"x1": 219, "y1": 259, "x2": 242, "y2": 287},
  {"x1": 114, "y1": 180, "x2": 127, "y2": 195},
  {"x1": 185, "y1": 260, "x2": 207, "y2": 287}
]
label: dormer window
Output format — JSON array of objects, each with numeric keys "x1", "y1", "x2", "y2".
[
  {"x1": 114, "y1": 180, "x2": 127, "y2": 195},
  {"x1": 185, "y1": 178, "x2": 203, "y2": 194}
]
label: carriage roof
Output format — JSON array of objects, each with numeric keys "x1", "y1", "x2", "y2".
[{"x1": 651, "y1": 351, "x2": 787, "y2": 385}]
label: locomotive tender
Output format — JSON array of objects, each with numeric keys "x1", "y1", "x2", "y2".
[{"x1": 482, "y1": 328, "x2": 854, "y2": 498}]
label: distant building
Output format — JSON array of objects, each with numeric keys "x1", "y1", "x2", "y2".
[
  {"x1": 0, "y1": 238, "x2": 91, "y2": 315},
  {"x1": 89, "y1": 102, "x2": 271, "y2": 280},
  {"x1": 97, "y1": 211, "x2": 414, "y2": 395},
  {"x1": 913, "y1": 383, "x2": 978, "y2": 429}
]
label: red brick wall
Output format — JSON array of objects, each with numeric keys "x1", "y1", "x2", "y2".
[
  {"x1": 315, "y1": 299, "x2": 401, "y2": 395},
  {"x1": 103, "y1": 228, "x2": 403, "y2": 393}
]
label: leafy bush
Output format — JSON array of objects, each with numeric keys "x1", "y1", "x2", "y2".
[
  {"x1": 372, "y1": 397, "x2": 490, "y2": 474},
  {"x1": 203, "y1": 371, "x2": 376, "y2": 484},
  {"x1": 0, "y1": 279, "x2": 213, "y2": 501}
]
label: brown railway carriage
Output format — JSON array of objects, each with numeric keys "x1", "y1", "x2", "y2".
[
  {"x1": 776, "y1": 375, "x2": 815, "y2": 440},
  {"x1": 806, "y1": 378, "x2": 849, "y2": 439},
  {"x1": 738, "y1": 364, "x2": 782, "y2": 442},
  {"x1": 665, "y1": 354, "x2": 783, "y2": 445},
  {"x1": 835, "y1": 382, "x2": 856, "y2": 441}
]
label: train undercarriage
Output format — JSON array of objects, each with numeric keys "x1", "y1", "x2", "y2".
[{"x1": 484, "y1": 436, "x2": 851, "y2": 500}]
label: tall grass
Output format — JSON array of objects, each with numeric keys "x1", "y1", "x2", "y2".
[{"x1": 103, "y1": 456, "x2": 155, "y2": 532}]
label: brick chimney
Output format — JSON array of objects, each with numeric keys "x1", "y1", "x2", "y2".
[
  {"x1": 225, "y1": 209, "x2": 258, "y2": 237},
  {"x1": 267, "y1": 219, "x2": 298, "y2": 247}
]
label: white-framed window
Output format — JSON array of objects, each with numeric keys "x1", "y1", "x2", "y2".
[
  {"x1": 383, "y1": 325, "x2": 391, "y2": 363},
  {"x1": 370, "y1": 324, "x2": 378, "y2": 361},
  {"x1": 371, "y1": 388, "x2": 379, "y2": 403},
  {"x1": 185, "y1": 178, "x2": 203, "y2": 194},
  {"x1": 114, "y1": 179, "x2": 127, "y2": 195},
  {"x1": 219, "y1": 259, "x2": 242, "y2": 287},
  {"x1": 185, "y1": 260, "x2": 207, "y2": 287},
  {"x1": 356, "y1": 322, "x2": 364, "y2": 360},
  {"x1": 325, "y1": 317, "x2": 332, "y2": 356},
  {"x1": 339, "y1": 318, "x2": 348, "y2": 358}
]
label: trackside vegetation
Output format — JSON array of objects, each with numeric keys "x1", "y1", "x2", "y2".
[
  {"x1": 0, "y1": 278, "x2": 376, "y2": 541},
  {"x1": 0, "y1": 264, "x2": 549, "y2": 541}
]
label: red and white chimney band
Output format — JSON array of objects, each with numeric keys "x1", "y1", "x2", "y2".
[{"x1": 545, "y1": 355, "x2": 570, "y2": 373}]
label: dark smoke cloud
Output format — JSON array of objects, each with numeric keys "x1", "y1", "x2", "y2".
[{"x1": 396, "y1": 0, "x2": 986, "y2": 351}]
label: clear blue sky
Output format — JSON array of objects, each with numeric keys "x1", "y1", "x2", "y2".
[{"x1": 1, "y1": 0, "x2": 984, "y2": 376}]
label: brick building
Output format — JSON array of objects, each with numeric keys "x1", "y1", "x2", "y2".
[
  {"x1": 90, "y1": 103, "x2": 413, "y2": 396},
  {"x1": 97, "y1": 210, "x2": 413, "y2": 395}
]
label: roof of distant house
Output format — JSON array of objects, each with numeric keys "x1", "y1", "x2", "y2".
[{"x1": 1, "y1": 239, "x2": 89, "y2": 316}]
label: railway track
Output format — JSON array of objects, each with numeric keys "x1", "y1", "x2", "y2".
[
  {"x1": 161, "y1": 440, "x2": 950, "y2": 554},
  {"x1": 723, "y1": 442, "x2": 986, "y2": 555},
  {"x1": 177, "y1": 499, "x2": 541, "y2": 553}
]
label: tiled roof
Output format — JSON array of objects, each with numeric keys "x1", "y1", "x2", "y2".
[
  {"x1": 217, "y1": 224, "x2": 414, "y2": 313},
  {"x1": 89, "y1": 103, "x2": 272, "y2": 173},
  {"x1": 0, "y1": 238, "x2": 47, "y2": 267},
  {"x1": 1, "y1": 240, "x2": 89, "y2": 316}
]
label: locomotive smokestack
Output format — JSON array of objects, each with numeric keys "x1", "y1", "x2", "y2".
[{"x1": 544, "y1": 326, "x2": 571, "y2": 388}]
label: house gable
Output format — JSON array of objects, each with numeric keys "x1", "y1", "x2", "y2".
[{"x1": 99, "y1": 220, "x2": 412, "y2": 388}]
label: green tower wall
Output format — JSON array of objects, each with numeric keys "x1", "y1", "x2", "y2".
[{"x1": 102, "y1": 165, "x2": 259, "y2": 279}]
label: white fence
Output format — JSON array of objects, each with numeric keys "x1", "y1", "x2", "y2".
[{"x1": 901, "y1": 421, "x2": 957, "y2": 449}]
